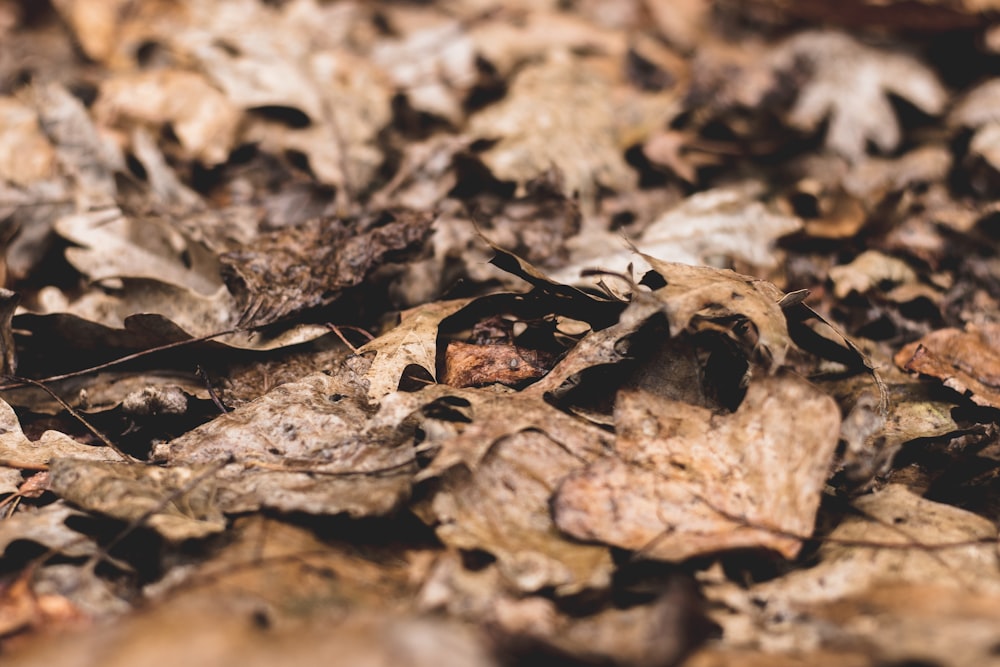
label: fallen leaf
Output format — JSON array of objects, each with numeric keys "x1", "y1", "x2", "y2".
[
  {"x1": 0, "y1": 96, "x2": 56, "y2": 185},
  {"x1": 772, "y1": 30, "x2": 947, "y2": 161},
  {"x1": 93, "y1": 69, "x2": 240, "y2": 165},
  {"x1": 220, "y1": 209, "x2": 434, "y2": 327},
  {"x1": 427, "y1": 430, "x2": 613, "y2": 594},
  {"x1": 0, "y1": 502, "x2": 95, "y2": 559},
  {"x1": 553, "y1": 373, "x2": 840, "y2": 560},
  {"x1": 828, "y1": 250, "x2": 918, "y2": 299},
  {"x1": 553, "y1": 182, "x2": 802, "y2": 284},
  {"x1": 467, "y1": 50, "x2": 636, "y2": 202},
  {"x1": 47, "y1": 459, "x2": 226, "y2": 542},
  {"x1": 358, "y1": 298, "x2": 473, "y2": 402},
  {"x1": 0, "y1": 398, "x2": 118, "y2": 467},
  {"x1": 151, "y1": 367, "x2": 416, "y2": 516},
  {"x1": 895, "y1": 323, "x2": 1000, "y2": 408},
  {"x1": 413, "y1": 384, "x2": 614, "y2": 481}
]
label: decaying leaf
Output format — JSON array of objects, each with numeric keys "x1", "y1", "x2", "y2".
[
  {"x1": 895, "y1": 323, "x2": 1000, "y2": 408},
  {"x1": 47, "y1": 459, "x2": 226, "y2": 542},
  {"x1": 0, "y1": 502, "x2": 95, "y2": 559},
  {"x1": 705, "y1": 485, "x2": 1000, "y2": 660},
  {"x1": 427, "y1": 430, "x2": 613, "y2": 594},
  {"x1": 151, "y1": 367, "x2": 416, "y2": 516},
  {"x1": 0, "y1": 398, "x2": 118, "y2": 467},
  {"x1": 554, "y1": 373, "x2": 840, "y2": 561},
  {"x1": 554, "y1": 183, "x2": 802, "y2": 284},
  {"x1": 467, "y1": 51, "x2": 637, "y2": 202},
  {"x1": 828, "y1": 250, "x2": 918, "y2": 299},
  {"x1": 772, "y1": 30, "x2": 947, "y2": 161},
  {"x1": 220, "y1": 209, "x2": 434, "y2": 327},
  {"x1": 358, "y1": 298, "x2": 473, "y2": 402}
]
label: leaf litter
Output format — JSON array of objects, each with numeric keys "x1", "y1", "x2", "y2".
[{"x1": 3, "y1": 2, "x2": 1000, "y2": 666}]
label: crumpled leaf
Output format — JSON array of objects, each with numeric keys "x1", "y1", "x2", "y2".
[
  {"x1": 642, "y1": 256, "x2": 792, "y2": 369},
  {"x1": 220, "y1": 209, "x2": 434, "y2": 327},
  {"x1": 0, "y1": 398, "x2": 118, "y2": 467},
  {"x1": 553, "y1": 373, "x2": 840, "y2": 561},
  {"x1": 413, "y1": 384, "x2": 613, "y2": 481},
  {"x1": 705, "y1": 485, "x2": 1000, "y2": 658},
  {"x1": 828, "y1": 250, "x2": 919, "y2": 299},
  {"x1": 0, "y1": 502, "x2": 96, "y2": 559},
  {"x1": 358, "y1": 298, "x2": 473, "y2": 402},
  {"x1": 772, "y1": 30, "x2": 947, "y2": 161},
  {"x1": 152, "y1": 366, "x2": 416, "y2": 516},
  {"x1": 895, "y1": 323, "x2": 1000, "y2": 408},
  {"x1": 56, "y1": 209, "x2": 222, "y2": 295},
  {"x1": 47, "y1": 459, "x2": 226, "y2": 542},
  {"x1": 0, "y1": 96, "x2": 56, "y2": 185},
  {"x1": 427, "y1": 430, "x2": 612, "y2": 595},
  {"x1": 93, "y1": 69, "x2": 240, "y2": 165}
]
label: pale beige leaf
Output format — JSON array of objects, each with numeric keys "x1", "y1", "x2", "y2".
[
  {"x1": 152, "y1": 368, "x2": 416, "y2": 516},
  {"x1": 0, "y1": 97, "x2": 56, "y2": 185},
  {"x1": 774, "y1": 30, "x2": 947, "y2": 161},
  {"x1": 468, "y1": 51, "x2": 635, "y2": 202},
  {"x1": 358, "y1": 299, "x2": 474, "y2": 402},
  {"x1": 0, "y1": 398, "x2": 117, "y2": 467}
]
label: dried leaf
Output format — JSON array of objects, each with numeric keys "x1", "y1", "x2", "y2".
[
  {"x1": 828, "y1": 250, "x2": 918, "y2": 299},
  {"x1": 93, "y1": 69, "x2": 240, "y2": 165},
  {"x1": 553, "y1": 373, "x2": 840, "y2": 560},
  {"x1": 553, "y1": 183, "x2": 802, "y2": 284},
  {"x1": 895, "y1": 323, "x2": 1000, "y2": 408},
  {"x1": 47, "y1": 459, "x2": 226, "y2": 542},
  {"x1": 0, "y1": 96, "x2": 56, "y2": 185},
  {"x1": 358, "y1": 298, "x2": 473, "y2": 402},
  {"x1": 0, "y1": 502, "x2": 95, "y2": 559},
  {"x1": 706, "y1": 486, "x2": 1000, "y2": 657},
  {"x1": 0, "y1": 398, "x2": 117, "y2": 467},
  {"x1": 428, "y1": 431, "x2": 612, "y2": 594},
  {"x1": 467, "y1": 51, "x2": 636, "y2": 202},
  {"x1": 152, "y1": 368, "x2": 416, "y2": 516},
  {"x1": 773, "y1": 31, "x2": 947, "y2": 161},
  {"x1": 220, "y1": 210, "x2": 434, "y2": 327},
  {"x1": 642, "y1": 256, "x2": 792, "y2": 369},
  {"x1": 414, "y1": 384, "x2": 613, "y2": 480}
]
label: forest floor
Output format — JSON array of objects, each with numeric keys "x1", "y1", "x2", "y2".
[{"x1": 3, "y1": 1, "x2": 1000, "y2": 665}]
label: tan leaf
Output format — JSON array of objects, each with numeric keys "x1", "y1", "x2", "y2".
[
  {"x1": 0, "y1": 97, "x2": 56, "y2": 185},
  {"x1": 467, "y1": 51, "x2": 636, "y2": 202},
  {"x1": 553, "y1": 373, "x2": 840, "y2": 560},
  {"x1": 552, "y1": 183, "x2": 802, "y2": 284},
  {"x1": 93, "y1": 69, "x2": 240, "y2": 165},
  {"x1": 358, "y1": 298, "x2": 473, "y2": 402},
  {"x1": 0, "y1": 502, "x2": 95, "y2": 559},
  {"x1": 414, "y1": 384, "x2": 613, "y2": 480},
  {"x1": 0, "y1": 398, "x2": 117, "y2": 467},
  {"x1": 152, "y1": 368, "x2": 416, "y2": 516},
  {"x1": 47, "y1": 459, "x2": 226, "y2": 542},
  {"x1": 642, "y1": 256, "x2": 792, "y2": 369},
  {"x1": 427, "y1": 431, "x2": 612, "y2": 594}
]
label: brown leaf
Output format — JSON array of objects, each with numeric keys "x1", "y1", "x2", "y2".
[
  {"x1": 467, "y1": 51, "x2": 637, "y2": 202},
  {"x1": 0, "y1": 97, "x2": 56, "y2": 185},
  {"x1": 641, "y1": 256, "x2": 792, "y2": 369},
  {"x1": 221, "y1": 210, "x2": 433, "y2": 327},
  {"x1": 895, "y1": 324, "x2": 1000, "y2": 408},
  {"x1": 152, "y1": 368, "x2": 416, "y2": 516},
  {"x1": 427, "y1": 431, "x2": 612, "y2": 594},
  {"x1": 553, "y1": 373, "x2": 840, "y2": 560},
  {"x1": 0, "y1": 398, "x2": 116, "y2": 467},
  {"x1": 0, "y1": 502, "x2": 95, "y2": 559},
  {"x1": 441, "y1": 341, "x2": 554, "y2": 388},
  {"x1": 47, "y1": 459, "x2": 226, "y2": 542},
  {"x1": 414, "y1": 384, "x2": 613, "y2": 480}
]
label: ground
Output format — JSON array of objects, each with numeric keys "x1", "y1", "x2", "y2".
[{"x1": 2, "y1": 1, "x2": 1000, "y2": 666}]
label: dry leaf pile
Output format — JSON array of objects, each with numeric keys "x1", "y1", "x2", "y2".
[{"x1": 4, "y1": 1, "x2": 1000, "y2": 666}]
